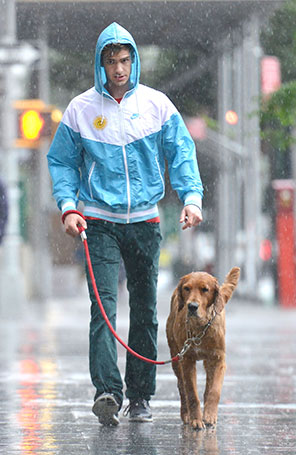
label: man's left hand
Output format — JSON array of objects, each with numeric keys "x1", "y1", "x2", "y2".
[{"x1": 179, "y1": 205, "x2": 203, "y2": 230}]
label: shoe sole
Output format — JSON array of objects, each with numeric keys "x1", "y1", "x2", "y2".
[
  {"x1": 129, "y1": 416, "x2": 153, "y2": 423},
  {"x1": 92, "y1": 395, "x2": 119, "y2": 426}
]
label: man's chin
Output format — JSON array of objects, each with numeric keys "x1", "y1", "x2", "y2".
[{"x1": 114, "y1": 80, "x2": 128, "y2": 87}]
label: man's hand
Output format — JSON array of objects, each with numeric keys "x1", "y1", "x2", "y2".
[
  {"x1": 179, "y1": 205, "x2": 203, "y2": 230},
  {"x1": 64, "y1": 213, "x2": 87, "y2": 237}
]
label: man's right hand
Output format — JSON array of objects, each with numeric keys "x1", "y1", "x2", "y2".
[{"x1": 64, "y1": 213, "x2": 87, "y2": 237}]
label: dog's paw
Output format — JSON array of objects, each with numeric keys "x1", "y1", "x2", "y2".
[
  {"x1": 191, "y1": 418, "x2": 205, "y2": 430},
  {"x1": 204, "y1": 421, "x2": 216, "y2": 430},
  {"x1": 203, "y1": 414, "x2": 217, "y2": 427}
]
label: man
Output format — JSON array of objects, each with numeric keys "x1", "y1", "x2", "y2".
[{"x1": 47, "y1": 22, "x2": 203, "y2": 426}]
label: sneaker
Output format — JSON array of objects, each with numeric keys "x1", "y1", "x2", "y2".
[
  {"x1": 124, "y1": 399, "x2": 153, "y2": 422},
  {"x1": 92, "y1": 393, "x2": 120, "y2": 426}
]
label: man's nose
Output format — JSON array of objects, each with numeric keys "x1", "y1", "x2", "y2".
[{"x1": 115, "y1": 63, "x2": 123, "y2": 72}]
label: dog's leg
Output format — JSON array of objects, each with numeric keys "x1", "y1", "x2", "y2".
[
  {"x1": 172, "y1": 361, "x2": 190, "y2": 424},
  {"x1": 167, "y1": 331, "x2": 190, "y2": 424},
  {"x1": 203, "y1": 358, "x2": 226, "y2": 427},
  {"x1": 168, "y1": 337, "x2": 190, "y2": 423},
  {"x1": 182, "y1": 357, "x2": 205, "y2": 430}
]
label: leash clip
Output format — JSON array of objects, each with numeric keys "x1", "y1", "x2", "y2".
[{"x1": 78, "y1": 225, "x2": 87, "y2": 241}]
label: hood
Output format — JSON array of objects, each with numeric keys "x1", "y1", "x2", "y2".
[{"x1": 94, "y1": 22, "x2": 141, "y2": 96}]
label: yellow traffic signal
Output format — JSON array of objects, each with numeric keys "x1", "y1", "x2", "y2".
[
  {"x1": 14, "y1": 99, "x2": 62, "y2": 149},
  {"x1": 20, "y1": 109, "x2": 45, "y2": 140}
]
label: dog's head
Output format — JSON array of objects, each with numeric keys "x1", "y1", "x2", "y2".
[
  {"x1": 176, "y1": 267, "x2": 240, "y2": 323},
  {"x1": 177, "y1": 272, "x2": 220, "y2": 322}
]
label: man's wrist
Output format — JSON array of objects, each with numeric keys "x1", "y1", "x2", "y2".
[
  {"x1": 183, "y1": 193, "x2": 202, "y2": 211},
  {"x1": 184, "y1": 203, "x2": 202, "y2": 212},
  {"x1": 62, "y1": 210, "x2": 85, "y2": 224}
]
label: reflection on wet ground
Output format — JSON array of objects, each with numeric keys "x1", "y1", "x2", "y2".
[{"x1": 1, "y1": 290, "x2": 296, "y2": 454}]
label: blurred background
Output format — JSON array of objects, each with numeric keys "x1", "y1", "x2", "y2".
[{"x1": 0, "y1": 0, "x2": 295, "y2": 310}]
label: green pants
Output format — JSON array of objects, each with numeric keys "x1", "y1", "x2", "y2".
[{"x1": 85, "y1": 219, "x2": 162, "y2": 408}]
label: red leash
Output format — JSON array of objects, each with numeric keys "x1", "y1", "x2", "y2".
[{"x1": 78, "y1": 225, "x2": 179, "y2": 365}]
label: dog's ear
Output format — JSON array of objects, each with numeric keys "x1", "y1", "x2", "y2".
[
  {"x1": 214, "y1": 267, "x2": 240, "y2": 313},
  {"x1": 213, "y1": 282, "x2": 225, "y2": 314},
  {"x1": 177, "y1": 277, "x2": 186, "y2": 311},
  {"x1": 220, "y1": 267, "x2": 240, "y2": 304}
]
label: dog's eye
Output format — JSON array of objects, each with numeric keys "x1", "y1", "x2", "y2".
[
  {"x1": 201, "y1": 287, "x2": 209, "y2": 293},
  {"x1": 183, "y1": 286, "x2": 191, "y2": 292}
]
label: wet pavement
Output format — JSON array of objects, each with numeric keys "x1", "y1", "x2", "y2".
[{"x1": 1, "y1": 280, "x2": 296, "y2": 455}]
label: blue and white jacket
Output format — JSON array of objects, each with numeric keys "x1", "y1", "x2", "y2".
[{"x1": 47, "y1": 22, "x2": 203, "y2": 224}]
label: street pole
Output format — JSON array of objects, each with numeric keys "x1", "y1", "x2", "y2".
[
  {"x1": 216, "y1": 14, "x2": 262, "y2": 295},
  {"x1": 29, "y1": 27, "x2": 53, "y2": 300},
  {"x1": 0, "y1": 0, "x2": 26, "y2": 313},
  {"x1": 242, "y1": 15, "x2": 262, "y2": 293}
]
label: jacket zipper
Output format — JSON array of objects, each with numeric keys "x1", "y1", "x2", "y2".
[
  {"x1": 118, "y1": 103, "x2": 131, "y2": 223},
  {"x1": 88, "y1": 161, "x2": 96, "y2": 200}
]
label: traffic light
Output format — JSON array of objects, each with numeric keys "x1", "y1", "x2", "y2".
[
  {"x1": 20, "y1": 109, "x2": 45, "y2": 140},
  {"x1": 14, "y1": 99, "x2": 62, "y2": 149}
]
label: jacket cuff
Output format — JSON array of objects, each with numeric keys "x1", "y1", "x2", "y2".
[
  {"x1": 184, "y1": 193, "x2": 202, "y2": 211},
  {"x1": 61, "y1": 200, "x2": 76, "y2": 214},
  {"x1": 62, "y1": 210, "x2": 85, "y2": 224}
]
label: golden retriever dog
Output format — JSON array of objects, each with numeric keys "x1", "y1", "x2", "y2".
[{"x1": 166, "y1": 267, "x2": 240, "y2": 430}]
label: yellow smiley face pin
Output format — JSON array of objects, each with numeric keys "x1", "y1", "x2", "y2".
[{"x1": 93, "y1": 115, "x2": 107, "y2": 130}]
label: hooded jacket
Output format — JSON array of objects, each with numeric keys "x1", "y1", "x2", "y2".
[{"x1": 47, "y1": 22, "x2": 203, "y2": 224}]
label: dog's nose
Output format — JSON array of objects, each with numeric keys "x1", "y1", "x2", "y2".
[{"x1": 188, "y1": 302, "x2": 199, "y2": 314}]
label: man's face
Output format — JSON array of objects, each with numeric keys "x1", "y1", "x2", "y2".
[{"x1": 103, "y1": 49, "x2": 132, "y2": 94}]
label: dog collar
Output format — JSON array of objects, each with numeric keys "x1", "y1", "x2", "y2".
[{"x1": 180, "y1": 310, "x2": 217, "y2": 359}]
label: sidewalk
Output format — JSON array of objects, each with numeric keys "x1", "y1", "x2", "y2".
[{"x1": 1, "y1": 280, "x2": 296, "y2": 454}]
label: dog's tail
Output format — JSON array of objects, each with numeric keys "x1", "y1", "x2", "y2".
[{"x1": 221, "y1": 267, "x2": 240, "y2": 304}]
